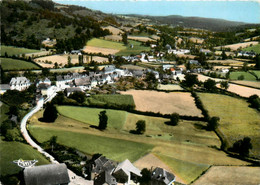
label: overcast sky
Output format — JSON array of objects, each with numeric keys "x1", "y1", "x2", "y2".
[{"x1": 54, "y1": 0, "x2": 260, "y2": 23}]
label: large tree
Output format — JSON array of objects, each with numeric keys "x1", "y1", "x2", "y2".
[
  {"x1": 43, "y1": 103, "x2": 58, "y2": 122},
  {"x1": 135, "y1": 120, "x2": 146, "y2": 134},
  {"x1": 230, "y1": 137, "x2": 252, "y2": 157},
  {"x1": 183, "y1": 74, "x2": 198, "y2": 88},
  {"x1": 204, "y1": 79, "x2": 217, "y2": 92},
  {"x1": 169, "y1": 113, "x2": 179, "y2": 126},
  {"x1": 207, "y1": 116, "x2": 219, "y2": 131},
  {"x1": 98, "y1": 111, "x2": 108, "y2": 130}
]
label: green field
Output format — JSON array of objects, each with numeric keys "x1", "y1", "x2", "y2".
[
  {"x1": 229, "y1": 71, "x2": 257, "y2": 81},
  {"x1": 157, "y1": 154, "x2": 210, "y2": 184},
  {"x1": 243, "y1": 44, "x2": 260, "y2": 54},
  {"x1": 28, "y1": 126, "x2": 153, "y2": 162},
  {"x1": 1, "y1": 58, "x2": 40, "y2": 70},
  {"x1": 250, "y1": 70, "x2": 260, "y2": 79},
  {"x1": 116, "y1": 40, "x2": 150, "y2": 56},
  {"x1": 198, "y1": 93, "x2": 260, "y2": 158},
  {"x1": 0, "y1": 139, "x2": 50, "y2": 176},
  {"x1": 1, "y1": 46, "x2": 41, "y2": 57},
  {"x1": 57, "y1": 106, "x2": 128, "y2": 130},
  {"x1": 85, "y1": 94, "x2": 135, "y2": 108},
  {"x1": 87, "y1": 38, "x2": 126, "y2": 50}
]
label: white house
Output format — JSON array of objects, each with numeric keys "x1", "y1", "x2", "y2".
[
  {"x1": 10, "y1": 77, "x2": 31, "y2": 91},
  {"x1": 168, "y1": 49, "x2": 190, "y2": 55}
]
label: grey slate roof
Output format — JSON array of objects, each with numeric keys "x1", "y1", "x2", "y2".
[
  {"x1": 151, "y1": 167, "x2": 175, "y2": 185},
  {"x1": 94, "y1": 171, "x2": 117, "y2": 185},
  {"x1": 113, "y1": 159, "x2": 141, "y2": 177},
  {"x1": 23, "y1": 163, "x2": 70, "y2": 185},
  {"x1": 92, "y1": 156, "x2": 115, "y2": 174}
]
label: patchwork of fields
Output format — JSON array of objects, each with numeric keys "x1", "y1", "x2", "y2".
[
  {"x1": 243, "y1": 43, "x2": 260, "y2": 54},
  {"x1": 1, "y1": 45, "x2": 41, "y2": 57},
  {"x1": 1, "y1": 58, "x2": 40, "y2": 70},
  {"x1": 198, "y1": 93, "x2": 260, "y2": 158},
  {"x1": 121, "y1": 90, "x2": 202, "y2": 117},
  {"x1": 28, "y1": 105, "x2": 249, "y2": 184}
]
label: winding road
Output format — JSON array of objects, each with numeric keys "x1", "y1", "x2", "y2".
[{"x1": 20, "y1": 98, "x2": 92, "y2": 185}]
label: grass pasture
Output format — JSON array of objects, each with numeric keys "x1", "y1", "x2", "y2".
[
  {"x1": 157, "y1": 84, "x2": 184, "y2": 91},
  {"x1": 116, "y1": 40, "x2": 150, "y2": 56},
  {"x1": 198, "y1": 93, "x2": 260, "y2": 158},
  {"x1": 1, "y1": 45, "x2": 40, "y2": 57},
  {"x1": 86, "y1": 38, "x2": 126, "y2": 50},
  {"x1": 57, "y1": 106, "x2": 127, "y2": 130},
  {"x1": 28, "y1": 125, "x2": 153, "y2": 162},
  {"x1": 121, "y1": 90, "x2": 202, "y2": 117},
  {"x1": 1, "y1": 58, "x2": 40, "y2": 70},
  {"x1": 0, "y1": 139, "x2": 50, "y2": 176},
  {"x1": 0, "y1": 102, "x2": 9, "y2": 124},
  {"x1": 243, "y1": 43, "x2": 260, "y2": 54},
  {"x1": 230, "y1": 71, "x2": 257, "y2": 81},
  {"x1": 192, "y1": 166, "x2": 260, "y2": 185}
]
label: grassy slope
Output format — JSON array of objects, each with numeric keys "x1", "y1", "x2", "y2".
[
  {"x1": 0, "y1": 102, "x2": 9, "y2": 124},
  {"x1": 242, "y1": 44, "x2": 260, "y2": 54},
  {"x1": 0, "y1": 139, "x2": 50, "y2": 176},
  {"x1": 198, "y1": 93, "x2": 260, "y2": 157},
  {"x1": 116, "y1": 40, "x2": 150, "y2": 56},
  {"x1": 229, "y1": 71, "x2": 257, "y2": 81},
  {"x1": 28, "y1": 126, "x2": 153, "y2": 162},
  {"x1": 250, "y1": 70, "x2": 260, "y2": 79},
  {"x1": 1, "y1": 46, "x2": 40, "y2": 56},
  {"x1": 87, "y1": 38, "x2": 126, "y2": 50},
  {"x1": 1, "y1": 58, "x2": 40, "y2": 70},
  {"x1": 57, "y1": 106, "x2": 128, "y2": 130}
]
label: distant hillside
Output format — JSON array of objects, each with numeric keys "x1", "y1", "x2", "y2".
[{"x1": 125, "y1": 14, "x2": 253, "y2": 31}]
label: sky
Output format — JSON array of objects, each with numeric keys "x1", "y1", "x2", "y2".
[{"x1": 54, "y1": 1, "x2": 260, "y2": 23}]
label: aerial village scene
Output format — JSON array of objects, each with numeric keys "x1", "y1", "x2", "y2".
[{"x1": 0, "y1": 0, "x2": 260, "y2": 185}]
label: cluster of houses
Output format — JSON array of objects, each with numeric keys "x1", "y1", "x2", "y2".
[{"x1": 22, "y1": 156, "x2": 176, "y2": 185}]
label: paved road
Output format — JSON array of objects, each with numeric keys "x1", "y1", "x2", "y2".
[{"x1": 20, "y1": 98, "x2": 92, "y2": 185}]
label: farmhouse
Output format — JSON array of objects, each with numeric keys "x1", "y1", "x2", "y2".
[
  {"x1": 64, "y1": 87, "x2": 82, "y2": 96},
  {"x1": 37, "y1": 83, "x2": 56, "y2": 98},
  {"x1": 10, "y1": 77, "x2": 31, "y2": 91},
  {"x1": 23, "y1": 163, "x2": 70, "y2": 185},
  {"x1": 151, "y1": 167, "x2": 175, "y2": 185},
  {"x1": 94, "y1": 171, "x2": 117, "y2": 185}
]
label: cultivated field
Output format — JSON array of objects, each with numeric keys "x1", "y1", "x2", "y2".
[
  {"x1": 243, "y1": 43, "x2": 260, "y2": 54},
  {"x1": 0, "y1": 139, "x2": 50, "y2": 176},
  {"x1": 197, "y1": 74, "x2": 224, "y2": 82},
  {"x1": 230, "y1": 81, "x2": 260, "y2": 89},
  {"x1": 121, "y1": 90, "x2": 202, "y2": 117},
  {"x1": 192, "y1": 166, "x2": 260, "y2": 185},
  {"x1": 220, "y1": 83, "x2": 260, "y2": 97},
  {"x1": 189, "y1": 37, "x2": 204, "y2": 44},
  {"x1": 83, "y1": 46, "x2": 120, "y2": 55},
  {"x1": 1, "y1": 45, "x2": 41, "y2": 57},
  {"x1": 103, "y1": 35, "x2": 122, "y2": 42},
  {"x1": 1, "y1": 58, "x2": 40, "y2": 70},
  {"x1": 102, "y1": 26, "x2": 123, "y2": 35},
  {"x1": 214, "y1": 41, "x2": 259, "y2": 51},
  {"x1": 128, "y1": 36, "x2": 154, "y2": 42},
  {"x1": 157, "y1": 84, "x2": 184, "y2": 91},
  {"x1": 207, "y1": 59, "x2": 243, "y2": 66},
  {"x1": 198, "y1": 93, "x2": 260, "y2": 158}
]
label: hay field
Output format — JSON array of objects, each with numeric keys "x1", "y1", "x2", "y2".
[
  {"x1": 214, "y1": 41, "x2": 258, "y2": 51},
  {"x1": 198, "y1": 93, "x2": 260, "y2": 158},
  {"x1": 230, "y1": 81, "x2": 260, "y2": 89},
  {"x1": 102, "y1": 26, "x2": 123, "y2": 35},
  {"x1": 83, "y1": 46, "x2": 120, "y2": 55},
  {"x1": 189, "y1": 37, "x2": 204, "y2": 44},
  {"x1": 157, "y1": 84, "x2": 183, "y2": 91},
  {"x1": 197, "y1": 74, "x2": 224, "y2": 82},
  {"x1": 192, "y1": 166, "x2": 260, "y2": 185},
  {"x1": 120, "y1": 90, "x2": 202, "y2": 117},
  {"x1": 207, "y1": 59, "x2": 243, "y2": 66},
  {"x1": 214, "y1": 51, "x2": 235, "y2": 56},
  {"x1": 128, "y1": 36, "x2": 154, "y2": 42},
  {"x1": 35, "y1": 54, "x2": 79, "y2": 67},
  {"x1": 103, "y1": 35, "x2": 122, "y2": 42},
  {"x1": 220, "y1": 83, "x2": 260, "y2": 97}
]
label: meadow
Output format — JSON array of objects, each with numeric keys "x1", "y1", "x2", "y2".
[
  {"x1": 0, "y1": 139, "x2": 50, "y2": 176},
  {"x1": 116, "y1": 40, "x2": 150, "y2": 56},
  {"x1": 243, "y1": 43, "x2": 260, "y2": 54},
  {"x1": 1, "y1": 45, "x2": 41, "y2": 57},
  {"x1": 229, "y1": 71, "x2": 257, "y2": 81},
  {"x1": 28, "y1": 107, "x2": 249, "y2": 184},
  {"x1": 198, "y1": 93, "x2": 260, "y2": 158},
  {"x1": 1, "y1": 58, "x2": 40, "y2": 70},
  {"x1": 193, "y1": 166, "x2": 260, "y2": 185},
  {"x1": 121, "y1": 90, "x2": 202, "y2": 117},
  {"x1": 157, "y1": 84, "x2": 184, "y2": 91},
  {"x1": 86, "y1": 38, "x2": 126, "y2": 50}
]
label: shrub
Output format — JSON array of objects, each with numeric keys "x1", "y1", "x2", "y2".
[
  {"x1": 207, "y1": 116, "x2": 219, "y2": 131},
  {"x1": 229, "y1": 137, "x2": 252, "y2": 157}
]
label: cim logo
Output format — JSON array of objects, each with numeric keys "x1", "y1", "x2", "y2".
[{"x1": 13, "y1": 159, "x2": 38, "y2": 168}]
